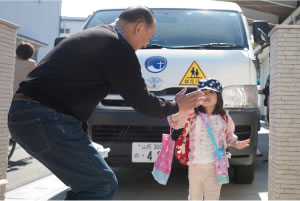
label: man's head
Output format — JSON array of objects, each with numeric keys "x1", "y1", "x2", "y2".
[{"x1": 117, "y1": 5, "x2": 156, "y2": 51}]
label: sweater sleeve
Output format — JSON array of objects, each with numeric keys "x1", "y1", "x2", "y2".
[
  {"x1": 167, "y1": 111, "x2": 195, "y2": 129},
  {"x1": 225, "y1": 115, "x2": 238, "y2": 146},
  {"x1": 99, "y1": 39, "x2": 179, "y2": 118}
]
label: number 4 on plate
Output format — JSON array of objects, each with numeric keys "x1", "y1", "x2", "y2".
[{"x1": 147, "y1": 151, "x2": 152, "y2": 161}]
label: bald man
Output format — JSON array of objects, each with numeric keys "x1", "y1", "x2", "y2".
[{"x1": 8, "y1": 6, "x2": 203, "y2": 200}]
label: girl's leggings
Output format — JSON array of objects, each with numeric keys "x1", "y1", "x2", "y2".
[{"x1": 188, "y1": 162, "x2": 222, "y2": 200}]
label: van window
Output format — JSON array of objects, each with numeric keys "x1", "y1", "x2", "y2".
[{"x1": 85, "y1": 9, "x2": 247, "y2": 48}]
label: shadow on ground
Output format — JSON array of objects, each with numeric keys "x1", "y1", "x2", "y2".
[{"x1": 7, "y1": 156, "x2": 34, "y2": 173}]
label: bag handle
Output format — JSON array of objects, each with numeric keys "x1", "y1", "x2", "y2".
[
  {"x1": 182, "y1": 115, "x2": 196, "y2": 137},
  {"x1": 221, "y1": 113, "x2": 229, "y2": 144},
  {"x1": 221, "y1": 114, "x2": 228, "y2": 123},
  {"x1": 169, "y1": 127, "x2": 174, "y2": 136}
]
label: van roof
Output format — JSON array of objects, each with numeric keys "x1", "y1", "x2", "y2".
[{"x1": 93, "y1": 0, "x2": 242, "y2": 13}]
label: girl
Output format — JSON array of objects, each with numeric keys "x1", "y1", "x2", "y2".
[{"x1": 169, "y1": 78, "x2": 250, "y2": 200}]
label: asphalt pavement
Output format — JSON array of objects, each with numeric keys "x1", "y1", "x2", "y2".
[{"x1": 5, "y1": 121, "x2": 269, "y2": 200}]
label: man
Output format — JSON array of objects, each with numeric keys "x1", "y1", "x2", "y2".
[
  {"x1": 258, "y1": 74, "x2": 270, "y2": 124},
  {"x1": 258, "y1": 74, "x2": 270, "y2": 163},
  {"x1": 8, "y1": 6, "x2": 203, "y2": 200}
]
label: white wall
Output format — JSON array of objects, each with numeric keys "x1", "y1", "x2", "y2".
[
  {"x1": 0, "y1": 18, "x2": 18, "y2": 200},
  {"x1": 0, "y1": 0, "x2": 61, "y2": 62},
  {"x1": 60, "y1": 17, "x2": 86, "y2": 37}
]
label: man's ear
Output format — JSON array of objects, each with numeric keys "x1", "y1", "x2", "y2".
[{"x1": 134, "y1": 22, "x2": 144, "y2": 35}]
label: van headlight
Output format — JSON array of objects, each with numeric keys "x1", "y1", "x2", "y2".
[{"x1": 222, "y1": 85, "x2": 258, "y2": 108}]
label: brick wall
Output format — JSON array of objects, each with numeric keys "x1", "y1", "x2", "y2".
[
  {"x1": 0, "y1": 18, "x2": 18, "y2": 200},
  {"x1": 268, "y1": 25, "x2": 300, "y2": 199}
]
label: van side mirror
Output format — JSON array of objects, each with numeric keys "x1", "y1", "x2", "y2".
[
  {"x1": 252, "y1": 21, "x2": 270, "y2": 46},
  {"x1": 54, "y1": 37, "x2": 66, "y2": 47}
]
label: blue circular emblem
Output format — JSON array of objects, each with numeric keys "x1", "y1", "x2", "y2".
[{"x1": 145, "y1": 56, "x2": 167, "y2": 73}]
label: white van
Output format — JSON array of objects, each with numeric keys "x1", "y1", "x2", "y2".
[{"x1": 84, "y1": 1, "x2": 261, "y2": 184}]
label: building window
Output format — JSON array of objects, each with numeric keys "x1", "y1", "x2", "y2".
[{"x1": 60, "y1": 28, "x2": 71, "y2": 34}]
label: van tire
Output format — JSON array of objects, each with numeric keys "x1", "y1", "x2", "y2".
[{"x1": 234, "y1": 164, "x2": 255, "y2": 184}]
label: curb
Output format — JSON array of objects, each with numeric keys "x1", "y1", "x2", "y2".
[{"x1": 5, "y1": 175, "x2": 67, "y2": 200}]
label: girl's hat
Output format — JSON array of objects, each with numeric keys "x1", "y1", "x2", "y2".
[{"x1": 197, "y1": 78, "x2": 222, "y2": 93}]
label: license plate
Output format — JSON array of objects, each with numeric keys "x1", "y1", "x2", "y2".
[{"x1": 132, "y1": 142, "x2": 162, "y2": 163}]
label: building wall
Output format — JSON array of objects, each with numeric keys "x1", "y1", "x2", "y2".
[
  {"x1": 0, "y1": 0, "x2": 61, "y2": 62},
  {"x1": 268, "y1": 24, "x2": 300, "y2": 199},
  {"x1": 0, "y1": 18, "x2": 18, "y2": 200},
  {"x1": 243, "y1": 7, "x2": 280, "y2": 24},
  {"x1": 60, "y1": 17, "x2": 86, "y2": 37}
]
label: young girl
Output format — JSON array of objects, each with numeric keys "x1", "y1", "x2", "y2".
[{"x1": 169, "y1": 78, "x2": 250, "y2": 200}]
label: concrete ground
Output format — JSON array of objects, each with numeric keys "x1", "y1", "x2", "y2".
[{"x1": 5, "y1": 121, "x2": 269, "y2": 200}]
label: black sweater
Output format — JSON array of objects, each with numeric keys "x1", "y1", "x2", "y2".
[{"x1": 18, "y1": 25, "x2": 179, "y2": 123}]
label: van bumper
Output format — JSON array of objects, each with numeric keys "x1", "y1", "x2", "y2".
[
  {"x1": 88, "y1": 108, "x2": 259, "y2": 167},
  {"x1": 226, "y1": 108, "x2": 259, "y2": 166}
]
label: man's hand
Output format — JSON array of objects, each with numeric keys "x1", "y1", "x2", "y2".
[
  {"x1": 258, "y1": 89, "x2": 264, "y2": 95},
  {"x1": 175, "y1": 87, "x2": 204, "y2": 113}
]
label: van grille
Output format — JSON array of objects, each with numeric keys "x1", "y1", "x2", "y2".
[
  {"x1": 102, "y1": 87, "x2": 197, "y2": 107},
  {"x1": 92, "y1": 125, "x2": 183, "y2": 142},
  {"x1": 91, "y1": 125, "x2": 251, "y2": 142},
  {"x1": 235, "y1": 125, "x2": 251, "y2": 140}
]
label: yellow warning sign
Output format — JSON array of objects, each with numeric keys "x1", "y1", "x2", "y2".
[{"x1": 179, "y1": 61, "x2": 206, "y2": 86}]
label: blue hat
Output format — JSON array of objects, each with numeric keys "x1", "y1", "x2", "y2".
[{"x1": 197, "y1": 78, "x2": 222, "y2": 93}]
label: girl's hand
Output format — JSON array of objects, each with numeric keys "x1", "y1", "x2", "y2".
[{"x1": 234, "y1": 139, "x2": 250, "y2": 149}]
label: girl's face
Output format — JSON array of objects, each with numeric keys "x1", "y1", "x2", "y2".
[{"x1": 201, "y1": 89, "x2": 217, "y2": 109}]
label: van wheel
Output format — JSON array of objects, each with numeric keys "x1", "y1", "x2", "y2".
[{"x1": 234, "y1": 164, "x2": 255, "y2": 184}]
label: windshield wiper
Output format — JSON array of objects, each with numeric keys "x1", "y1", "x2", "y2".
[
  {"x1": 205, "y1": 43, "x2": 245, "y2": 48},
  {"x1": 169, "y1": 43, "x2": 245, "y2": 49},
  {"x1": 143, "y1": 44, "x2": 163, "y2": 49}
]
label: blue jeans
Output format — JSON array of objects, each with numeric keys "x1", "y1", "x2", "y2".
[{"x1": 8, "y1": 100, "x2": 118, "y2": 200}]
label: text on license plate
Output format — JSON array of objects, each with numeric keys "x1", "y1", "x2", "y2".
[{"x1": 132, "y1": 142, "x2": 161, "y2": 163}]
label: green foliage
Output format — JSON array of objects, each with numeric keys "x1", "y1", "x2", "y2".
[{"x1": 252, "y1": 42, "x2": 257, "y2": 49}]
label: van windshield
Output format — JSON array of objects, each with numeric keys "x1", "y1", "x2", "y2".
[{"x1": 85, "y1": 9, "x2": 247, "y2": 48}]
